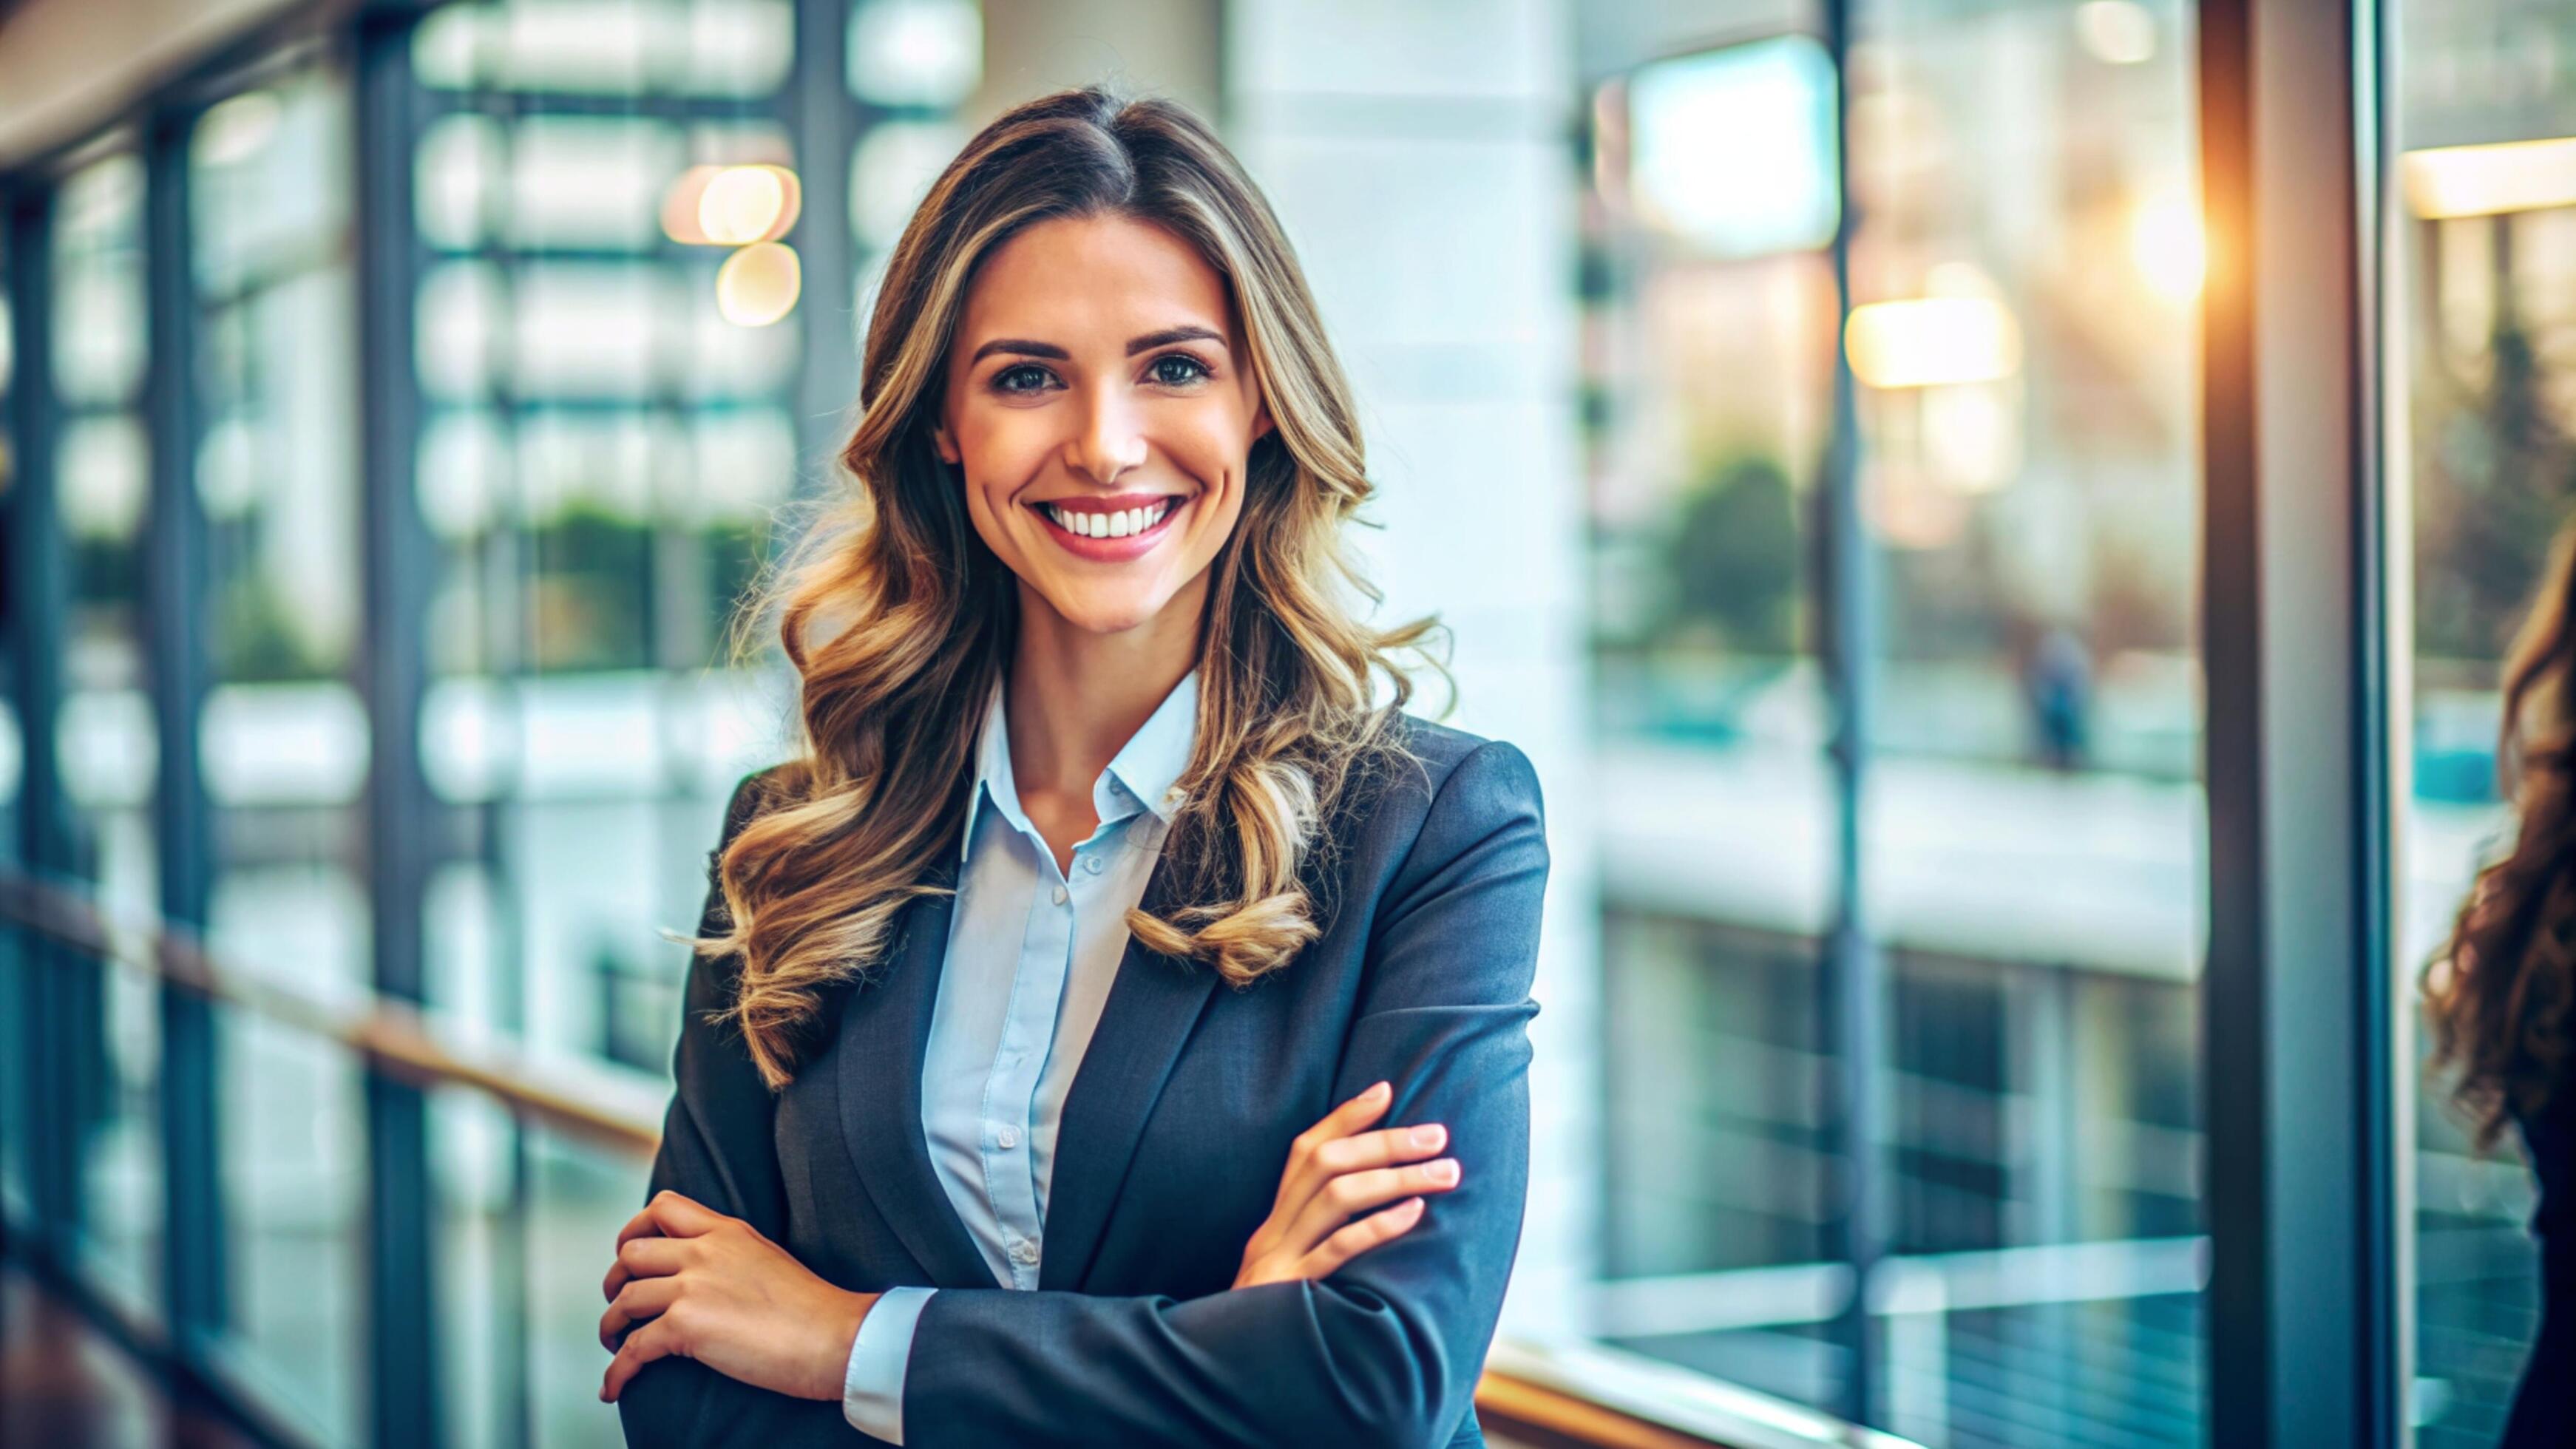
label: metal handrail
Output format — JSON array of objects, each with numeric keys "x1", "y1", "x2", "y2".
[
  {"x1": 0, "y1": 870, "x2": 664, "y2": 1154},
  {"x1": 0, "y1": 866, "x2": 1907, "y2": 1449}
]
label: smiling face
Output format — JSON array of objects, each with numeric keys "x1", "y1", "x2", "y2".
[{"x1": 932, "y1": 211, "x2": 1272, "y2": 640}]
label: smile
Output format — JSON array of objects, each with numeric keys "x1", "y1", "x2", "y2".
[{"x1": 1028, "y1": 493, "x2": 1190, "y2": 561}]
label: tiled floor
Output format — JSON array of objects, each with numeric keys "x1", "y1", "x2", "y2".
[{"x1": 0, "y1": 1260, "x2": 262, "y2": 1449}]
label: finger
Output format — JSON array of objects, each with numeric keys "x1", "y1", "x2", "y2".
[
  {"x1": 599, "y1": 1275, "x2": 683, "y2": 1351},
  {"x1": 600, "y1": 1318, "x2": 681, "y2": 1402},
  {"x1": 1298, "y1": 1196, "x2": 1427, "y2": 1280},
  {"x1": 1316, "y1": 1079, "x2": 1393, "y2": 1136},
  {"x1": 1276, "y1": 1082, "x2": 1395, "y2": 1217},
  {"x1": 614, "y1": 1205, "x2": 667, "y2": 1252},
  {"x1": 1284, "y1": 1157, "x2": 1460, "y2": 1256},
  {"x1": 602, "y1": 1235, "x2": 689, "y2": 1303},
  {"x1": 1309, "y1": 1122, "x2": 1450, "y2": 1180},
  {"x1": 643, "y1": 1189, "x2": 731, "y2": 1239},
  {"x1": 1278, "y1": 1126, "x2": 1450, "y2": 1235}
]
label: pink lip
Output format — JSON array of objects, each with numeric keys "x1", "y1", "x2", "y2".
[{"x1": 1028, "y1": 494, "x2": 1191, "y2": 563}]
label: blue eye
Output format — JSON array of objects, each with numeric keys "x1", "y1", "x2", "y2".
[
  {"x1": 993, "y1": 364, "x2": 1054, "y2": 393},
  {"x1": 1150, "y1": 354, "x2": 1210, "y2": 386}
]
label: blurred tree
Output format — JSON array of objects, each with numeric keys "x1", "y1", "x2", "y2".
[
  {"x1": 214, "y1": 572, "x2": 329, "y2": 682},
  {"x1": 529, "y1": 498, "x2": 652, "y2": 672},
  {"x1": 1663, "y1": 455, "x2": 1800, "y2": 655},
  {"x1": 2417, "y1": 312, "x2": 2576, "y2": 664}
]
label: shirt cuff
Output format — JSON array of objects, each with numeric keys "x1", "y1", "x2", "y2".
[{"x1": 843, "y1": 1286, "x2": 936, "y2": 1445}]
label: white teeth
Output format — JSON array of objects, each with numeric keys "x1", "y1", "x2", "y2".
[{"x1": 1045, "y1": 500, "x2": 1173, "y2": 539}]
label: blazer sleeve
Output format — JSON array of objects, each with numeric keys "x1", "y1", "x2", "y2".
[
  {"x1": 617, "y1": 769, "x2": 878, "y2": 1448},
  {"x1": 896, "y1": 739, "x2": 1551, "y2": 1449}
]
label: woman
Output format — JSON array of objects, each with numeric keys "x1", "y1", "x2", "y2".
[
  {"x1": 592, "y1": 85, "x2": 1550, "y2": 1449},
  {"x1": 2424, "y1": 521, "x2": 2576, "y2": 1447}
]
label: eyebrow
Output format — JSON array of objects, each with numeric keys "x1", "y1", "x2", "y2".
[{"x1": 967, "y1": 325, "x2": 1228, "y2": 367}]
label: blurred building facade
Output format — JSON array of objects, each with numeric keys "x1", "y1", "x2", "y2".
[{"x1": 0, "y1": 1, "x2": 2571, "y2": 1448}]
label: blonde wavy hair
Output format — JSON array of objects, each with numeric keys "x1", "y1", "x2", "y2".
[{"x1": 691, "y1": 85, "x2": 1454, "y2": 1090}]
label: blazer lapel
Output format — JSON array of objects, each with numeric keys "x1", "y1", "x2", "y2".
[
  {"x1": 835, "y1": 854, "x2": 997, "y2": 1288},
  {"x1": 1039, "y1": 846, "x2": 1220, "y2": 1291}
]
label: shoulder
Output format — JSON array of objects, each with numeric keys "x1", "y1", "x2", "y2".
[
  {"x1": 1349, "y1": 714, "x2": 1548, "y2": 881},
  {"x1": 1383, "y1": 713, "x2": 1545, "y2": 820}
]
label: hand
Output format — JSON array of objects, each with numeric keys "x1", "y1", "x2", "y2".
[
  {"x1": 597, "y1": 1190, "x2": 878, "y2": 1405},
  {"x1": 1232, "y1": 1079, "x2": 1461, "y2": 1290}
]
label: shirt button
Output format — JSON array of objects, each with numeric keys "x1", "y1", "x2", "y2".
[
  {"x1": 997, "y1": 1124, "x2": 1020, "y2": 1149},
  {"x1": 1010, "y1": 1238, "x2": 1040, "y2": 1266},
  {"x1": 1083, "y1": 855, "x2": 1105, "y2": 875},
  {"x1": 1051, "y1": 884, "x2": 1068, "y2": 906}
]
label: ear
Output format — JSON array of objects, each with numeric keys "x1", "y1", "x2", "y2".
[
  {"x1": 1250, "y1": 399, "x2": 1275, "y2": 443},
  {"x1": 932, "y1": 424, "x2": 960, "y2": 466}
]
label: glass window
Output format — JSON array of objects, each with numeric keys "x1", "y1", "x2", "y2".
[
  {"x1": 50, "y1": 146, "x2": 168, "y2": 1328},
  {"x1": 2393, "y1": 1, "x2": 2576, "y2": 1442},
  {"x1": 191, "y1": 62, "x2": 373, "y2": 1445},
  {"x1": 1582, "y1": 0, "x2": 2204, "y2": 1437},
  {"x1": 1848, "y1": 4, "x2": 2203, "y2": 1441}
]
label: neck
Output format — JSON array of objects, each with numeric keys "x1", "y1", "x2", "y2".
[{"x1": 1003, "y1": 574, "x2": 1202, "y2": 808}]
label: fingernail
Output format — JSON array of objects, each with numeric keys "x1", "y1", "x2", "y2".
[
  {"x1": 1366, "y1": 1080, "x2": 1389, "y2": 1101},
  {"x1": 1411, "y1": 1123, "x2": 1446, "y2": 1150},
  {"x1": 1426, "y1": 1158, "x2": 1460, "y2": 1185}
]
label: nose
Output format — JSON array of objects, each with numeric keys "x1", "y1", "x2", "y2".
[{"x1": 1062, "y1": 387, "x2": 1149, "y2": 487}]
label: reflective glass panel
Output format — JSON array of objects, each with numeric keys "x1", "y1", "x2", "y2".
[{"x1": 2392, "y1": 0, "x2": 2576, "y2": 1442}]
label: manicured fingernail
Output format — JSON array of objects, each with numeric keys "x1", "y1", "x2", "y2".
[
  {"x1": 1411, "y1": 1123, "x2": 1446, "y2": 1150},
  {"x1": 1366, "y1": 1080, "x2": 1389, "y2": 1100},
  {"x1": 1426, "y1": 1158, "x2": 1460, "y2": 1184}
]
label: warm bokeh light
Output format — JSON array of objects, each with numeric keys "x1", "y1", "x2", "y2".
[
  {"x1": 2401, "y1": 135, "x2": 2576, "y2": 219},
  {"x1": 661, "y1": 163, "x2": 802, "y2": 245},
  {"x1": 716, "y1": 241, "x2": 801, "y2": 326},
  {"x1": 2074, "y1": 0, "x2": 2158, "y2": 65},
  {"x1": 700, "y1": 165, "x2": 800, "y2": 245},
  {"x1": 1845, "y1": 296, "x2": 2022, "y2": 389},
  {"x1": 2130, "y1": 194, "x2": 2206, "y2": 301}
]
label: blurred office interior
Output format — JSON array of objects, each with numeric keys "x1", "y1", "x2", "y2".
[{"x1": 0, "y1": 0, "x2": 2569, "y2": 1446}]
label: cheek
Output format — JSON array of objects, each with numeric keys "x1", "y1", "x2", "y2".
[
  {"x1": 954, "y1": 416, "x2": 1049, "y2": 503},
  {"x1": 1178, "y1": 408, "x2": 1260, "y2": 491}
]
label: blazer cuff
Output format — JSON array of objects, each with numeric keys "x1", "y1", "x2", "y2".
[{"x1": 843, "y1": 1286, "x2": 937, "y2": 1445}]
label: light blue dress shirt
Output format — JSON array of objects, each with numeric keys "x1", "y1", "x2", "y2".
[{"x1": 841, "y1": 665, "x2": 1199, "y2": 1445}]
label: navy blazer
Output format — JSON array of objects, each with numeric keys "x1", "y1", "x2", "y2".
[{"x1": 616, "y1": 715, "x2": 1551, "y2": 1449}]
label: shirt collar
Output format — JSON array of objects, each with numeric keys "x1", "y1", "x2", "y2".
[{"x1": 960, "y1": 667, "x2": 1200, "y2": 864}]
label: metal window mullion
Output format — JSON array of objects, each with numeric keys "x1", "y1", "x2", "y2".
[
  {"x1": 140, "y1": 101, "x2": 230, "y2": 1357},
  {"x1": 1816, "y1": 0, "x2": 1889, "y2": 1428},
  {"x1": 791, "y1": 0, "x2": 858, "y2": 491},
  {"x1": 2197, "y1": 1, "x2": 2394, "y2": 1445},
  {"x1": 356, "y1": 14, "x2": 444, "y2": 1449},
  {"x1": 5, "y1": 186, "x2": 82, "y2": 1257}
]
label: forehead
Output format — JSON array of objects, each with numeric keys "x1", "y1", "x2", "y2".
[{"x1": 956, "y1": 213, "x2": 1235, "y2": 344}]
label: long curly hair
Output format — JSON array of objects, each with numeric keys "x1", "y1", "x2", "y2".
[
  {"x1": 690, "y1": 85, "x2": 1453, "y2": 1090},
  {"x1": 2425, "y1": 520, "x2": 2576, "y2": 1149}
]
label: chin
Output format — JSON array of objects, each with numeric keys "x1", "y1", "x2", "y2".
[{"x1": 1038, "y1": 588, "x2": 1171, "y2": 637}]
